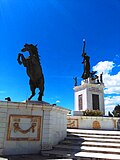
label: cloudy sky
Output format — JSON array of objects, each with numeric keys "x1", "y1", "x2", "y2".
[
  {"x1": 93, "y1": 60, "x2": 120, "y2": 114},
  {"x1": 0, "y1": 0, "x2": 120, "y2": 115}
]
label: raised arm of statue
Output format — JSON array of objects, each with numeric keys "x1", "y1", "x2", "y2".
[{"x1": 82, "y1": 39, "x2": 86, "y2": 54}]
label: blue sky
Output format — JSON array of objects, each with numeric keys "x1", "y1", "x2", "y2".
[{"x1": 0, "y1": 0, "x2": 120, "y2": 114}]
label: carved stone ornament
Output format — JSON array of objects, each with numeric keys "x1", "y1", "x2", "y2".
[
  {"x1": 13, "y1": 122, "x2": 36, "y2": 134},
  {"x1": 67, "y1": 118, "x2": 78, "y2": 128},
  {"x1": 7, "y1": 115, "x2": 41, "y2": 141},
  {"x1": 92, "y1": 120, "x2": 101, "y2": 129}
]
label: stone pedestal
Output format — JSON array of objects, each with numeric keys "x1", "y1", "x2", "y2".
[
  {"x1": 73, "y1": 78, "x2": 105, "y2": 116},
  {"x1": 0, "y1": 101, "x2": 70, "y2": 155},
  {"x1": 67, "y1": 115, "x2": 119, "y2": 130}
]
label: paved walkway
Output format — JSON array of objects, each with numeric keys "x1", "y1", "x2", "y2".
[
  {"x1": 0, "y1": 155, "x2": 72, "y2": 160},
  {"x1": 1, "y1": 155, "x2": 49, "y2": 160}
]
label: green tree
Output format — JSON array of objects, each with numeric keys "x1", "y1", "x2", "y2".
[{"x1": 112, "y1": 104, "x2": 120, "y2": 117}]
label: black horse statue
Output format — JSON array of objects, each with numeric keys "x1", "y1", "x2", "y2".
[{"x1": 17, "y1": 44, "x2": 44, "y2": 101}]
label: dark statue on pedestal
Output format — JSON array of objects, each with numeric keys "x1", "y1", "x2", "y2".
[
  {"x1": 100, "y1": 72, "x2": 103, "y2": 83},
  {"x1": 73, "y1": 77, "x2": 77, "y2": 86},
  {"x1": 81, "y1": 40, "x2": 104, "y2": 84},
  {"x1": 17, "y1": 44, "x2": 44, "y2": 101},
  {"x1": 81, "y1": 39, "x2": 90, "y2": 79},
  {"x1": 5, "y1": 97, "x2": 11, "y2": 101}
]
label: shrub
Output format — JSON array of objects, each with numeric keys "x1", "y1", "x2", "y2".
[{"x1": 83, "y1": 109, "x2": 103, "y2": 116}]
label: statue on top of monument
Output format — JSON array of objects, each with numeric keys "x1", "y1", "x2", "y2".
[
  {"x1": 17, "y1": 44, "x2": 44, "y2": 101},
  {"x1": 73, "y1": 77, "x2": 77, "y2": 86},
  {"x1": 81, "y1": 39, "x2": 90, "y2": 79},
  {"x1": 100, "y1": 72, "x2": 103, "y2": 83}
]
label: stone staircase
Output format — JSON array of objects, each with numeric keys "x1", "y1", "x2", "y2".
[{"x1": 41, "y1": 129, "x2": 120, "y2": 159}]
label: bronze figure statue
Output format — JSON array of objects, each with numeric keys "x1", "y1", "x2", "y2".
[
  {"x1": 73, "y1": 77, "x2": 77, "y2": 86},
  {"x1": 81, "y1": 39, "x2": 90, "y2": 79},
  {"x1": 100, "y1": 72, "x2": 103, "y2": 83},
  {"x1": 5, "y1": 97, "x2": 11, "y2": 101},
  {"x1": 17, "y1": 44, "x2": 44, "y2": 101}
]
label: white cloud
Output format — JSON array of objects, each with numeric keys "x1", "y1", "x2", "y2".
[
  {"x1": 104, "y1": 96, "x2": 120, "y2": 114},
  {"x1": 56, "y1": 100, "x2": 60, "y2": 103},
  {"x1": 93, "y1": 61, "x2": 120, "y2": 94},
  {"x1": 104, "y1": 72, "x2": 120, "y2": 88},
  {"x1": 105, "y1": 96, "x2": 120, "y2": 106},
  {"x1": 104, "y1": 87, "x2": 120, "y2": 94},
  {"x1": 93, "y1": 61, "x2": 115, "y2": 74},
  {"x1": 93, "y1": 61, "x2": 120, "y2": 114}
]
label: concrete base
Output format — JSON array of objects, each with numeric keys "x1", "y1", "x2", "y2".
[
  {"x1": 0, "y1": 101, "x2": 70, "y2": 155},
  {"x1": 74, "y1": 78, "x2": 105, "y2": 114},
  {"x1": 73, "y1": 111, "x2": 83, "y2": 116},
  {"x1": 67, "y1": 115, "x2": 120, "y2": 130},
  {"x1": 25, "y1": 100, "x2": 50, "y2": 105}
]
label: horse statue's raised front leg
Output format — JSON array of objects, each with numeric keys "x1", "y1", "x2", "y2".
[
  {"x1": 17, "y1": 53, "x2": 23, "y2": 65},
  {"x1": 17, "y1": 53, "x2": 27, "y2": 67}
]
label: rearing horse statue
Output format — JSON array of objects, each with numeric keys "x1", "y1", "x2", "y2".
[{"x1": 17, "y1": 44, "x2": 44, "y2": 101}]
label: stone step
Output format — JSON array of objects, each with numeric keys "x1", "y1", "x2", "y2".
[
  {"x1": 81, "y1": 146, "x2": 120, "y2": 154},
  {"x1": 75, "y1": 151, "x2": 120, "y2": 160},
  {"x1": 41, "y1": 149, "x2": 75, "y2": 158},
  {"x1": 81, "y1": 141, "x2": 120, "y2": 148},
  {"x1": 67, "y1": 129, "x2": 120, "y2": 136},
  {"x1": 54, "y1": 144, "x2": 120, "y2": 154},
  {"x1": 54, "y1": 144, "x2": 81, "y2": 151},
  {"x1": 0, "y1": 157, "x2": 8, "y2": 160},
  {"x1": 42, "y1": 129, "x2": 120, "y2": 159},
  {"x1": 66, "y1": 136, "x2": 120, "y2": 143},
  {"x1": 61, "y1": 140, "x2": 120, "y2": 148},
  {"x1": 60, "y1": 139, "x2": 83, "y2": 145},
  {"x1": 42, "y1": 148, "x2": 120, "y2": 159},
  {"x1": 67, "y1": 133, "x2": 120, "y2": 139}
]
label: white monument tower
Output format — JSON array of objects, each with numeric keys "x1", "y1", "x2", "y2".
[{"x1": 73, "y1": 40, "x2": 105, "y2": 116}]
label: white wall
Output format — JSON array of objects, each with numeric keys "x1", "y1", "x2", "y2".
[
  {"x1": 74, "y1": 89, "x2": 87, "y2": 111},
  {"x1": 74, "y1": 82, "x2": 105, "y2": 114},
  {"x1": 67, "y1": 115, "x2": 119, "y2": 130},
  {"x1": 0, "y1": 101, "x2": 69, "y2": 155}
]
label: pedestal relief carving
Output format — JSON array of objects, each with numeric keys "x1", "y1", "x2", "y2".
[
  {"x1": 67, "y1": 118, "x2": 78, "y2": 128},
  {"x1": 93, "y1": 120, "x2": 101, "y2": 129},
  {"x1": 7, "y1": 115, "x2": 41, "y2": 141},
  {"x1": 13, "y1": 122, "x2": 36, "y2": 134}
]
